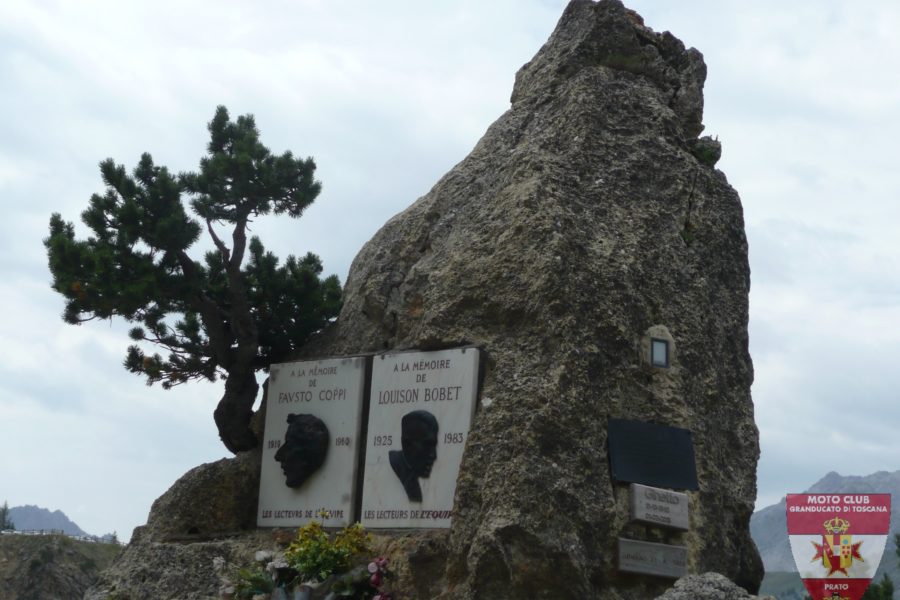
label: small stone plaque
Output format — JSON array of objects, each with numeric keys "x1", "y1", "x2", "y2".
[
  {"x1": 607, "y1": 418, "x2": 699, "y2": 491},
  {"x1": 361, "y1": 347, "x2": 479, "y2": 528},
  {"x1": 629, "y1": 483, "x2": 689, "y2": 531},
  {"x1": 618, "y1": 538, "x2": 687, "y2": 579},
  {"x1": 257, "y1": 356, "x2": 366, "y2": 528}
]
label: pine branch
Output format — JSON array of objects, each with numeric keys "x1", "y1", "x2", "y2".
[{"x1": 206, "y1": 219, "x2": 230, "y2": 262}]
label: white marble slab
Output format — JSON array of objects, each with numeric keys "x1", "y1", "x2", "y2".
[
  {"x1": 257, "y1": 356, "x2": 366, "y2": 528},
  {"x1": 361, "y1": 347, "x2": 479, "y2": 528}
]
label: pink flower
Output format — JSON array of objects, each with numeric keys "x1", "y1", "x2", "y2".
[{"x1": 370, "y1": 571, "x2": 383, "y2": 587}]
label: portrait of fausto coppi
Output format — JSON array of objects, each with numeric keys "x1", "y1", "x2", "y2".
[
  {"x1": 389, "y1": 409, "x2": 439, "y2": 502},
  {"x1": 274, "y1": 413, "x2": 329, "y2": 488}
]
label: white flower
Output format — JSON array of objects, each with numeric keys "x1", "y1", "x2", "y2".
[{"x1": 265, "y1": 557, "x2": 289, "y2": 575}]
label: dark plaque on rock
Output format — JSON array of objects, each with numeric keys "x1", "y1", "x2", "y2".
[
  {"x1": 618, "y1": 538, "x2": 687, "y2": 579},
  {"x1": 607, "y1": 418, "x2": 698, "y2": 491}
]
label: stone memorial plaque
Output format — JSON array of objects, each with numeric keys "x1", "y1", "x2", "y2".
[
  {"x1": 361, "y1": 347, "x2": 479, "y2": 528},
  {"x1": 629, "y1": 483, "x2": 689, "y2": 531},
  {"x1": 257, "y1": 356, "x2": 366, "y2": 528},
  {"x1": 618, "y1": 538, "x2": 687, "y2": 579},
  {"x1": 607, "y1": 418, "x2": 699, "y2": 491}
]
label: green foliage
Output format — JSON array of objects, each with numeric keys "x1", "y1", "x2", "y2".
[
  {"x1": 688, "y1": 136, "x2": 722, "y2": 167},
  {"x1": 0, "y1": 501, "x2": 14, "y2": 530},
  {"x1": 45, "y1": 106, "x2": 339, "y2": 386},
  {"x1": 328, "y1": 562, "x2": 392, "y2": 599},
  {"x1": 180, "y1": 107, "x2": 321, "y2": 221},
  {"x1": 862, "y1": 573, "x2": 895, "y2": 600},
  {"x1": 285, "y1": 521, "x2": 372, "y2": 582},
  {"x1": 243, "y1": 238, "x2": 341, "y2": 367},
  {"x1": 226, "y1": 521, "x2": 391, "y2": 600},
  {"x1": 45, "y1": 106, "x2": 341, "y2": 450},
  {"x1": 233, "y1": 564, "x2": 275, "y2": 599},
  {"x1": 78, "y1": 555, "x2": 97, "y2": 572}
]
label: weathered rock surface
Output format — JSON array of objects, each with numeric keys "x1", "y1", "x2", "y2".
[
  {"x1": 84, "y1": 531, "x2": 271, "y2": 600},
  {"x1": 655, "y1": 573, "x2": 775, "y2": 600},
  {"x1": 87, "y1": 0, "x2": 761, "y2": 598},
  {"x1": 304, "y1": 0, "x2": 761, "y2": 597},
  {"x1": 85, "y1": 527, "x2": 448, "y2": 600},
  {"x1": 84, "y1": 449, "x2": 261, "y2": 599},
  {"x1": 0, "y1": 534, "x2": 119, "y2": 600},
  {"x1": 140, "y1": 448, "x2": 262, "y2": 543}
]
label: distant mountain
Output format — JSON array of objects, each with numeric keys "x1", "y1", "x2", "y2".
[
  {"x1": 752, "y1": 470, "x2": 900, "y2": 599},
  {"x1": 8, "y1": 505, "x2": 89, "y2": 536}
]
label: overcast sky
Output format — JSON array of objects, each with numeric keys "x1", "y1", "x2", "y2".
[{"x1": 2, "y1": 0, "x2": 899, "y2": 541}]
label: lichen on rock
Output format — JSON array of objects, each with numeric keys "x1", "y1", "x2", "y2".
[{"x1": 655, "y1": 572, "x2": 777, "y2": 600}]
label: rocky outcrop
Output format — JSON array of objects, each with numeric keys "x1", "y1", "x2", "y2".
[
  {"x1": 85, "y1": 449, "x2": 261, "y2": 599},
  {"x1": 137, "y1": 449, "x2": 262, "y2": 543},
  {"x1": 84, "y1": 531, "x2": 272, "y2": 600},
  {"x1": 0, "y1": 534, "x2": 119, "y2": 600},
  {"x1": 303, "y1": 0, "x2": 761, "y2": 597},
  {"x1": 655, "y1": 573, "x2": 775, "y2": 600},
  {"x1": 88, "y1": 1, "x2": 761, "y2": 598}
]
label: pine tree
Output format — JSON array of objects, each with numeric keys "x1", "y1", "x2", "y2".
[
  {"x1": 45, "y1": 106, "x2": 342, "y2": 452},
  {"x1": 881, "y1": 572, "x2": 895, "y2": 599},
  {"x1": 862, "y1": 573, "x2": 894, "y2": 600},
  {"x1": 0, "y1": 501, "x2": 14, "y2": 530}
]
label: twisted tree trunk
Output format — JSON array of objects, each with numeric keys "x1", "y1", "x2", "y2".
[{"x1": 214, "y1": 370, "x2": 259, "y2": 453}]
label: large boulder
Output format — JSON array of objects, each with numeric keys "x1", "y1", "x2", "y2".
[
  {"x1": 89, "y1": 1, "x2": 761, "y2": 598},
  {"x1": 655, "y1": 573, "x2": 776, "y2": 600},
  {"x1": 303, "y1": 0, "x2": 761, "y2": 598},
  {"x1": 136, "y1": 449, "x2": 262, "y2": 543},
  {"x1": 84, "y1": 532, "x2": 270, "y2": 600}
]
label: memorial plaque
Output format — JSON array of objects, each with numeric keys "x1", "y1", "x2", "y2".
[
  {"x1": 361, "y1": 347, "x2": 479, "y2": 528},
  {"x1": 629, "y1": 483, "x2": 689, "y2": 531},
  {"x1": 618, "y1": 538, "x2": 687, "y2": 579},
  {"x1": 607, "y1": 418, "x2": 699, "y2": 490},
  {"x1": 257, "y1": 356, "x2": 366, "y2": 528}
]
